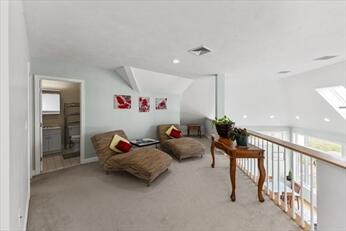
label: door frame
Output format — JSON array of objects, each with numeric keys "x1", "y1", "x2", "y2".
[{"x1": 34, "y1": 75, "x2": 85, "y2": 175}]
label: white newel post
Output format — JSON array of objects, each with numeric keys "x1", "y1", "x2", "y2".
[{"x1": 317, "y1": 160, "x2": 346, "y2": 231}]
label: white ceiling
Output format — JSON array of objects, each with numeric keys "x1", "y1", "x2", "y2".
[{"x1": 23, "y1": 1, "x2": 346, "y2": 79}]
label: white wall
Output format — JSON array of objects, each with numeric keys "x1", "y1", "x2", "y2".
[
  {"x1": 317, "y1": 161, "x2": 346, "y2": 231},
  {"x1": 180, "y1": 76, "x2": 215, "y2": 134},
  {"x1": 0, "y1": 1, "x2": 10, "y2": 229},
  {"x1": 227, "y1": 76, "x2": 289, "y2": 127},
  {"x1": 31, "y1": 59, "x2": 181, "y2": 161},
  {"x1": 0, "y1": 0, "x2": 31, "y2": 230}
]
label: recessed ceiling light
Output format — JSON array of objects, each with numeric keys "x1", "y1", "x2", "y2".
[
  {"x1": 172, "y1": 59, "x2": 180, "y2": 64},
  {"x1": 295, "y1": 116, "x2": 300, "y2": 120},
  {"x1": 324, "y1": 117, "x2": 330, "y2": 122},
  {"x1": 278, "y1": 71, "x2": 291, "y2": 74},
  {"x1": 269, "y1": 115, "x2": 275, "y2": 119},
  {"x1": 314, "y1": 55, "x2": 337, "y2": 61},
  {"x1": 243, "y1": 115, "x2": 247, "y2": 119}
]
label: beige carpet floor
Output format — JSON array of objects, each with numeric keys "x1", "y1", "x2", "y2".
[{"x1": 28, "y1": 138, "x2": 298, "y2": 231}]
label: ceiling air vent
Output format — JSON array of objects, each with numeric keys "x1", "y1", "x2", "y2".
[
  {"x1": 278, "y1": 71, "x2": 290, "y2": 74},
  {"x1": 188, "y1": 45, "x2": 212, "y2": 56},
  {"x1": 314, "y1": 55, "x2": 337, "y2": 61}
]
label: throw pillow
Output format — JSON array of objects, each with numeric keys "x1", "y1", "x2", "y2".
[
  {"x1": 109, "y1": 134, "x2": 130, "y2": 153},
  {"x1": 116, "y1": 140, "x2": 132, "y2": 153},
  {"x1": 165, "y1": 125, "x2": 179, "y2": 137},
  {"x1": 169, "y1": 128, "x2": 182, "y2": 138}
]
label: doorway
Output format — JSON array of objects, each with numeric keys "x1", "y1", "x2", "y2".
[{"x1": 34, "y1": 75, "x2": 85, "y2": 175}]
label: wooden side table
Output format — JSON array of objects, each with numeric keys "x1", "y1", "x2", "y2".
[
  {"x1": 187, "y1": 124, "x2": 201, "y2": 138},
  {"x1": 210, "y1": 136, "x2": 266, "y2": 202}
]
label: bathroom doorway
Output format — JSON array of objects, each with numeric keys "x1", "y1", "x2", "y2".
[{"x1": 34, "y1": 76, "x2": 85, "y2": 174}]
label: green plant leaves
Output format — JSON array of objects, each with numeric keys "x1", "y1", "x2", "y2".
[{"x1": 212, "y1": 115, "x2": 234, "y2": 126}]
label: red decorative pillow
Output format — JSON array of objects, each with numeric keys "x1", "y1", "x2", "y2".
[
  {"x1": 170, "y1": 128, "x2": 182, "y2": 138},
  {"x1": 116, "y1": 140, "x2": 132, "y2": 153}
]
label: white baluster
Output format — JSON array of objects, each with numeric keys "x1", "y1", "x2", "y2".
[
  {"x1": 277, "y1": 145, "x2": 281, "y2": 205},
  {"x1": 292, "y1": 151, "x2": 296, "y2": 219},
  {"x1": 300, "y1": 154, "x2": 304, "y2": 228},
  {"x1": 248, "y1": 158, "x2": 250, "y2": 176},
  {"x1": 254, "y1": 137, "x2": 257, "y2": 180},
  {"x1": 247, "y1": 158, "x2": 251, "y2": 176},
  {"x1": 310, "y1": 157, "x2": 314, "y2": 231},
  {"x1": 266, "y1": 140, "x2": 269, "y2": 195},
  {"x1": 284, "y1": 148, "x2": 288, "y2": 212},
  {"x1": 246, "y1": 158, "x2": 248, "y2": 174},
  {"x1": 256, "y1": 138, "x2": 260, "y2": 182},
  {"x1": 271, "y1": 143, "x2": 274, "y2": 200},
  {"x1": 251, "y1": 137, "x2": 254, "y2": 178}
]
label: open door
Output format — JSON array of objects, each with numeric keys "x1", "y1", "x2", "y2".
[{"x1": 34, "y1": 76, "x2": 43, "y2": 174}]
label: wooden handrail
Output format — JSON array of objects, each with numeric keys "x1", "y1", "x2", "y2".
[{"x1": 248, "y1": 130, "x2": 346, "y2": 169}]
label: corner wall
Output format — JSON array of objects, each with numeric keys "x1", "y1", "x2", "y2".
[
  {"x1": 317, "y1": 161, "x2": 346, "y2": 231},
  {"x1": 180, "y1": 76, "x2": 215, "y2": 134},
  {"x1": 0, "y1": 0, "x2": 31, "y2": 230}
]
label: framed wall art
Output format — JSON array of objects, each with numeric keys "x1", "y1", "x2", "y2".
[
  {"x1": 114, "y1": 95, "x2": 131, "y2": 109},
  {"x1": 139, "y1": 97, "x2": 150, "y2": 112},
  {"x1": 155, "y1": 98, "x2": 167, "y2": 110}
]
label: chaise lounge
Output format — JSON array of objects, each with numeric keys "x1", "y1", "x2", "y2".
[
  {"x1": 158, "y1": 124, "x2": 205, "y2": 161},
  {"x1": 91, "y1": 130, "x2": 172, "y2": 185}
]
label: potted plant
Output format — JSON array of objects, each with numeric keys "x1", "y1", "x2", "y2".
[
  {"x1": 286, "y1": 170, "x2": 292, "y2": 181},
  {"x1": 231, "y1": 127, "x2": 249, "y2": 147},
  {"x1": 212, "y1": 115, "x2": 235, "y2": 139}
]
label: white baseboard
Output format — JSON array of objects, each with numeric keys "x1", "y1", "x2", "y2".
[
  {"x1": 81, "y1": 156, "x2": 98, "y2": 164},
  {"x1": 23, "y1": 192, "x2": 30, "y2": 231}
]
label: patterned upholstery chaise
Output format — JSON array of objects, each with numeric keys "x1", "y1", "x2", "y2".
[
  {"x1": 158, "y1": 124, "x2": 205, "y2": 161},
  {"x1": 91, "y1": 130, "x2": 172, "y2": 185}
]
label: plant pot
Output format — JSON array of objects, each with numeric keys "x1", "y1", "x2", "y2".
[
  {"x1": 286, "y1": 176, "x2": 292, "y2": 181},
  {"x1": 236, "y1": 135, "x2": 248, "y2": 147},
  {"x1": 215, "y1": 123, "x2": 234, "y2": 138}
]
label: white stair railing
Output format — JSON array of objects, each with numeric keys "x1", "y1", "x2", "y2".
[
  {"x1": 236, "y1": 130, "x2": 346, "y2": 230},
  {"x1": 204, "y1": 117, "x2": 346, "y2": 230}
]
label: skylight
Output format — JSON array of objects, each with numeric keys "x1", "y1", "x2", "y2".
[{"x1": 316, "y1": 85, "x2": 346, "y2": 119}]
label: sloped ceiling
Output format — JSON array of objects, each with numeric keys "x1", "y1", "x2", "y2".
[
  {"x1": 115, "y1": 66, "x2": 140, "y2": 92},
  {"x1": 116, "y1": 66, "x2": 192, "y2": 95},
  {"x1": 283, "y1": 61, "x2": 346, "y2": 136},
  {"x1": 230, "y1": 61, "x2": 346, "y2": 140}
]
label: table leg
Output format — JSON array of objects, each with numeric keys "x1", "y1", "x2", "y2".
[
  {"x1": 257, "y1": 157, "x2": 266, "y2": 202},
  {"x1": 210, "y1": 138, "x2": 215, "y2": 168},
  {"x1": 230, "y1": 157, "x2": 237, "y2": 201}
]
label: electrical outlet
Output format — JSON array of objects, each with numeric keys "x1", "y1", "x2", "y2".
[{"x1": 18, "y1": 208, "x2": 23, "y2": 226}]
